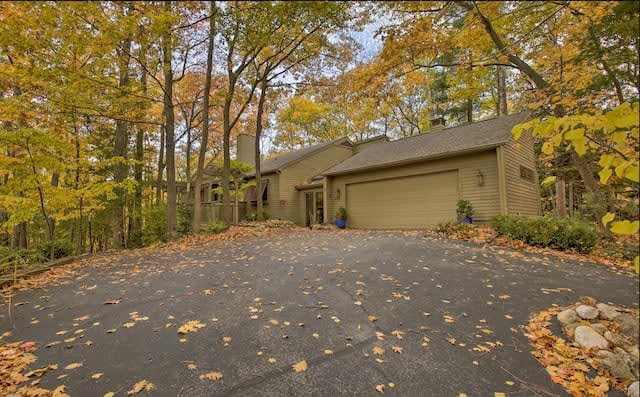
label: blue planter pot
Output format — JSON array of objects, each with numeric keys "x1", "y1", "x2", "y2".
[
  {"x1": 335, "y1": 219, "x2": 346, "y2": 229},
  {"x1": 463, "y1": 215, "x2": 473, "y2": 224}
]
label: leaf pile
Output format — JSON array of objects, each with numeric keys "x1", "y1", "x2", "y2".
[{"x1": 525, "y1": 307, "x2": 627, "y2": 396}]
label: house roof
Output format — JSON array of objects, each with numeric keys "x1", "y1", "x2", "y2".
[
  {"x1": 323, "y1": 112, "x2": 530, "y2": 176},
  {"x1": 259, "y1": 136, "x2": 351, "y2": 174}
]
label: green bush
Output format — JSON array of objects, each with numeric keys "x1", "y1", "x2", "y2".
[
  {"x1": 490, "y1": 214, "x2": 599, "y2": 253},
  {"x1": 203, "y1": 222, "x2": 229, "y2": 235},
  {"x1": 142, "y1": 204, "x2": 167, "y2": 246},
  {"x1": 36, "y1": 238, "x2": 73, "y2": 260},
  {"x1": 244, "y1": 212, "x2": 257, "y2": 222},
  {"x1": 336, "y1": 207, "x2": 347, "y2": 221},
  {"x1": 456, "y1": 200, "x2": 474, "y2": 217},
  {"x1": 177, "y1": 202, "x2": 193, "y2": 236}
]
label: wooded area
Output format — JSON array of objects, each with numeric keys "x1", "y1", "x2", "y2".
[{"x1": 0, "y1": 2, "x2": 638, "y2": 267}]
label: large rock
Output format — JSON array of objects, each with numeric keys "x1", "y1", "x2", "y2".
[
  {"x1": 629, "y1": 381, "x2": 639, "y2": 397},
  {"x1": 576, "y1": 304, "x2": 599, "y2": 320},
  {"x1": 604, "y1": 330, "x2": 628, "y2": 348},
  {"x1": 596, "y1": 303, "x2": 621, "y2": 320},
  {"x1": 558, "y1": 308, "x2": 578, "y2": 325},
  {"x1": 614, "y1": 314, "x2": 639, "y2": 341},
  {"x1": 591, "y1": 323, "x2": 608, "y2": 335},
  {"x1": 574, "y1": 326, "x2": 609, "y2": 350},
  {"x1": 602, "y1": 352, "x2": 636, "y2": 380}
]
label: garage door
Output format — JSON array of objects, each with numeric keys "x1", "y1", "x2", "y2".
[{"x1": 346, "y1": 171, "x2": 459, "y2": 228}]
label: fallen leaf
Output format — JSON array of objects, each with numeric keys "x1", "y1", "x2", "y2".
[
  {"x1": 104, "y1": 393, "x2": 115, "y2": 397},
  {"x1": 292, "y1": 360, "x2": 308, "y2": 372},
  {"x1": 52, "y1": 385, "x2": 70, "y2": 397},
  {"x1": 177, "y1": 320, "x2": 206, "y2": 334},
  {"x1": 187, "y1": 364, "x2": 197, "y2": 370},
  {"x1": 64, "y1": 362, "x2": 83, "y2": 370},
  {"x1": 505, "y1": 381, "x2": 514, "y2": 386},
  {"x1": 324, "y1": 349, "x2": 333, "y2": 355},
  {"x1": 375, "y1": 384, "x2": 385, "y2": 393},
  {"x1": 200, "y1": 371, "x2": 223, "y2": 381},
  {"x1": 372, "y1": 346, "x2": 385, "y2": 356},
  {"x1": 392, "y1": 346, "x2": 403, "y2": 353},
  {"x1": 91, "y1": 373, "x2": 103, "y2": 379},
  {"x1": 368, "y1": 315, "x2": 378, "y2": 322},
  {"x1": 122, "y1": 322, "x2": 135, "y2": 329},
  {"x1": 127, "y1": 379, "x2": 154, "y2": 394},
  {"x1": 267, "y1": 357, "x2": 277, "y2": 363},
  {"x1": 104, "y1": 299, "x2": 121, "y2": 305}
]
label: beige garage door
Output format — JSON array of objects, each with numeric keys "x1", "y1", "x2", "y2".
[{"x1": 346, "y1": 171, "x2": 459, "y2": 228}]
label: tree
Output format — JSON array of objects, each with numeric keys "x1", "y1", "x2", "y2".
[{"x1": 193, "y1": 2, "x2": 217, "y2": 234}]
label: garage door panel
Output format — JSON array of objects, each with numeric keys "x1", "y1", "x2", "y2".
[{"x1": 346, "y1": 171, "x2": 458, "y2": 228}]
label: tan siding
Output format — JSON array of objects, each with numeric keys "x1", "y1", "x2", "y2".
[
  {"x1": 326, "y1": 150, "x2": 501, "y2": 225},
  {"x1": 277, "y1": 144, "x2": 353, "y2": 225},
  {"x1": 246, "y1": 174, "x2": 282, "y2": 220},
  {"x1": 346, "y1": 171, "x2": 458, "y2": 228},
  {"x1": 503, "y1": 131, "x2": 540, "y2": 215}
]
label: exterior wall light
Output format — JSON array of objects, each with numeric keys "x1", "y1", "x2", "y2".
[{"x1": 476, "y1": 169, "x2": 485, "y2": 186}]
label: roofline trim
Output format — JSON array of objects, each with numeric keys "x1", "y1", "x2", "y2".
[
  {"x1": 262, "y1": 136, "x2": 351, "y2": 173},
  {"x1": 322, "y1": 143, "x2": 505, "y2": 177}
]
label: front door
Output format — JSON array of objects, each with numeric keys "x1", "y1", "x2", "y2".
[{"x1": 305, "y1": 190, "x2": 323, "y2": 227}]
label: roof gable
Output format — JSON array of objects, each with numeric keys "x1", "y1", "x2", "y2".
[
  {"x1": 323, "y1": 112, "x2": 529, "y2": 176},
  {"x1": 260, "y1": 136, "x2": 351, "y2": 174}
]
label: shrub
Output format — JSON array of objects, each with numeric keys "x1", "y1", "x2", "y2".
[
  {"x1": 142, "y1": 204, "x2": 167, "y2": 246},
  {"x1": 490, "y1": 214, "x2": 599, "y2": 253},
  {"x1": 456, "y1": 200, "x2": 474, "y2": 217},
  {"x1": 244, "y1": 212, "x2": 257, "y2": 222},
  {"x1": 177, "y1": 202, "x2": 193, "y2": 236},
  {"x1": 203, "y1": 222, "x2": 229, "y2": 235},
  {"x1": 336, "y1": 207, "x2": 347, "y2": 221},
  {"x1": 36, "y1": 239, "x2": 73, "y2": 260}
]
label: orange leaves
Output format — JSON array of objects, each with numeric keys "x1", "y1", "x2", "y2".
[
  {"x1": 127, "y1": 380, "x2": 154, "y2": 395},
  {"x1": 292, "y1": 360, "x2": 308, "y2": 373},
  {"x1": 199, "y1": 372, "x2": 223, "y2": 381},
  {"x1": 177, "y1": 320, "x2": 206, "y2": 334}
]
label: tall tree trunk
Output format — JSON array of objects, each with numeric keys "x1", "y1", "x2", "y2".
[
  {"x1": 222, "y1": 85, "x2": 233, "y2": 224},
  {"x1": 466, "y1": 98, "x2": 473, "y2": 123},
  {"x1": 555, "y1": 176, "x2": 567, "y2": 217},
  {"x1": 156, "y1": 124, "x2": 165, "y2": 205},
  {"x1": 193, "y1": 2, "x2": 216, "y2": 233},
  {"x1": 163, "y1": 0, "x2": 177, "y2": 239},
  {"x1": 255, "y1": 78, "x2": 267, "y2": 221},
  {"x1": 497, "y1": 65, "x2": 508, "y2": 115},
  {"x1": 112, "y1": 33, "x2": 132, "y2": 249}
]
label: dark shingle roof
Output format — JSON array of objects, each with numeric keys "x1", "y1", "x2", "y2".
[
  {"x1": 260, "y1": 136, "x2": 350, "y2": 174},
  {"x1": 323, "y1": 112, "x2": 529, "y2": 176}
]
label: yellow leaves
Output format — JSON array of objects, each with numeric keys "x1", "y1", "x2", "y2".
[
  {"x1": 624, "y1": 165, "x2": 639, "y2": 182},
  {"x1": 177, "y1": 320, "x2": 206, "y2": 334},
  {"x1": 324, "y1": 349, "x2": 333, "y2": 355},
  {"x1": 122, "y1": 322, "x2": 135, "y2": 329},
  {"x1": 91, "y1": 372, "x2": 103, "y2": 379},
  {"x1": 372, "y1": 346, "x2": 385, "y2": 356},
  {"x1": 292, "y1": 360, "x2": 308, "y2": 372},
  {"x1": 64, "y1": 362, "x2": 82, "y2": 370},
  {"x1": 199, "y1": 371, "x2": 223, "y2": 381},
  {"x1": 601, "y1": 213, "x2": 615, "y2": 227},
  {"x1": 104, "y1": 393, "x2": 115, "y2": 397},
  {"x1": 609, "y1": 220, "x2": 639, "y2": 235},
  {"x1": 375, "y1": 384, "x2": 385, "y2": 393},
  {"x1": 540, "y1": 176, "x2": 556, "y2": 187},
  {"x1": 391, "y1": 346, "x2": 403, "y2": 353},
  {"x1": 223, "y1": 336, "x2": 232, "y2": 346},
  {"x1": 367, "y1": 315, "x2": 378, "y2": 322},
  {"x1": 541, "y1": 141, "x2": 554, "y2": 155},
  {"x1": 634, "y1": 256, "x2": 639, "y2": 274},
  {"x1": 598, "y1": 168, "x2": 613, "y2": 184},
  {"x1": 443, "y1": 315, "x2": 456, "y2": 324},
  {"x1": 127, "y1": 380, "x2": 154, "y2": 395}
]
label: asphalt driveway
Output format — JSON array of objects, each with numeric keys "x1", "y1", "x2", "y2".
[{"x1": 1, "y1": 229, "x2": 638, "y2": 396}]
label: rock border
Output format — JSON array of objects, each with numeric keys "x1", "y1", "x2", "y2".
[{"x1": 526, "y1": 297, "x2": 639, "y2": 396}]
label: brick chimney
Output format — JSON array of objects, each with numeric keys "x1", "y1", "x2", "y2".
[
  {"x1": 236, "y1": 134, "x2": 256, "y2": 168},
  {"x1": 430, "y1": 117, "x2": 446, "y2": 131}
]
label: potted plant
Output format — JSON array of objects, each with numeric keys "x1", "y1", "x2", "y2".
[
  {"x1": 335, "y1": 207, "x2": 347, "y2": 229},
  {"x1": 456, "y1": 199, "x2": 474, "y2": 224}
]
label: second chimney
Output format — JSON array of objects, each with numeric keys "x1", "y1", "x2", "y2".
[
  {"x1": 236, "y1": 134, "x2": 256, "y2": 168},
  {"x1": 430, "y1": 117, "x2": 446, "y2": 131}
]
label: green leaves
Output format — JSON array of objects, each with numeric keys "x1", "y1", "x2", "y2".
[{"x1": 541, "y1": 176, "x2": 557, "y2": 187}]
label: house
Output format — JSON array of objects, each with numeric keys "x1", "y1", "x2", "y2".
[{"x1": 198, "y1": 112, "x2": 540, "y2": 228}]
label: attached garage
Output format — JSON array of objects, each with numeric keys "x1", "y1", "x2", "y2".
[{"x1": 345, "y1": 171, "x2": 459, "y2": 228}]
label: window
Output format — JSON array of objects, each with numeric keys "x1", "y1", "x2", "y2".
[{"x1": 520, "y1": 166, "x2": 534, "y2": 182}]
